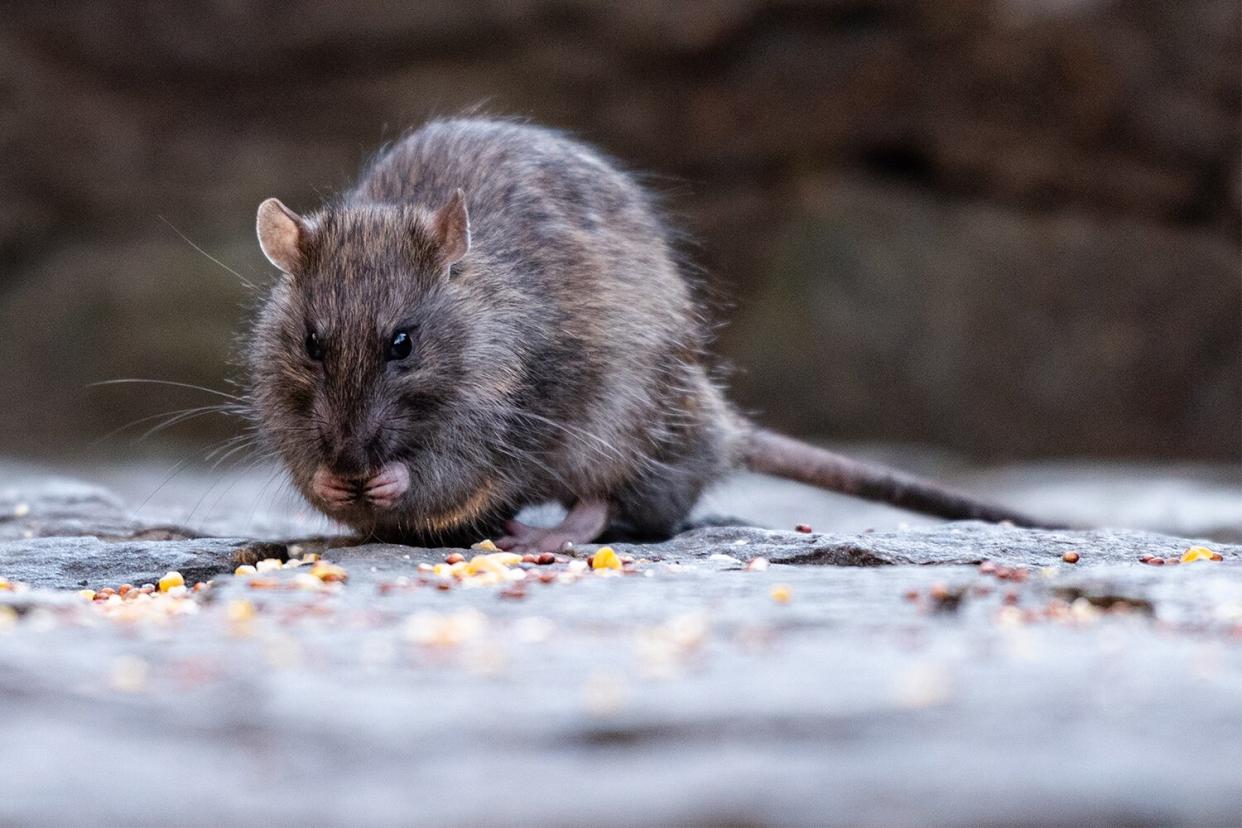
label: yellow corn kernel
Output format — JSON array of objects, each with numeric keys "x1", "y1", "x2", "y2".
[
  {"x1": 158, "y1": 571, "x2": 185, "y2": 593},
  {"x1": 770, "y1": 584, "x2": 792, "y2": 604},
  {"x1": 226, "y1": 599, "x2": 256, "y2": 622},
  {"x1": 255, "y1": 558, "x2": 283, "y2": 573},
  {"x1": 488, "y1": 552, "x2": 523, "y2": 567},
  {"x1": 78, "y1": 589, "x2": 96, "y2": 601},
  {"x1": 592, "y1": 546, "x2": 622, "y2": 571},
  {"x1": 472, "y1": 539, "x2": 500, "y2": 552},
  {"x1": 234, "y1": 564, "x2": 257, "y2": 576},
  {"x1": 301, "y1": 552, "x2": 320, "y2": 563},
  {"x1": 468, "y1": 555, "x2": 508, "y2": 576},
  {"x1": 1181, "y1": 546, "x2": 1222, "y2": 563}
]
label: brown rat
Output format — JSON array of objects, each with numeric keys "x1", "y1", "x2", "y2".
[{"x1": 249, "y1": 117, "x2": 1049, "y2": 552}]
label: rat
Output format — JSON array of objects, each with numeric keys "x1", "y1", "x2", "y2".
[{"x1": 248, "y1": 117, "x2": 1050, "y2": 552}]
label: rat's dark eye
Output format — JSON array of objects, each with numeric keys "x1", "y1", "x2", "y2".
[
  {"x1": 305, "y1": 331, "x2": 323, "y2": 361},
  {"x1": 387, "y1": 329, "x2": 413, "y2": 361}
]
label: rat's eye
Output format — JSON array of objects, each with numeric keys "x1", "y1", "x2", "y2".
[
  {"x1": 305, "y1": 331, "x2": 323, "y2": 361},
  {"x1": 387, "y1": 329, "x2": 413, "y2": 361}
]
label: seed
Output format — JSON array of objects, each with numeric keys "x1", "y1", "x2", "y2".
[
  {"x1": 521, "y1": 554, "x2": 537, "y2": 564},
  {"x1": 903, "y1": 589, "x2": 919, "y2": 602},
  {"x1": 794, "y1": 523, "x2": 812, "y2": 533},
  {"x1": 770, "y1": 584, "x2": 792, "y2": 604},
  {"x1": 746, "y1": 557, "x2": 770, "y2": 572},
  {"x1": 78, "y1": 589, "x2": 96, "y2": 601},
  {"x1": 1003, "y1": 590, "x2": 1020, "y2": 605},
  {"x1": 158, "y1": 571, "x2": 184, "y2": 593},
  {"x1": 255, "y1": 558, "x2": 283, "y2": 573},
  {"x1": 1148, "y1": 557, "x2": 1166, "y2": 566},
  {"x1": 140, "y1": 584, "x2": 155, "y2": 593},
  {"x1": 979, "y1": 561, "x2": 997, "y2": 574},
  {"x1": 536, "y1": 552, "x2": 556, "y2": 566},
  {"x1": 1181, "y1": 546, "x2": 1221, "y2": 564},
  {"x1": 471, "y1": 539, "x2": 499, "y2": 552},
  {"x1": 1139, "y1": 554, "x2": 1154, "y2": 563},
  {"x1": 445, "y1": 553, "x2": 465, "y2": 565},
  {"x1": 234, "y1": 565, "x2": 257, "y2": 576},
  {"x1": 1062, "y1": 551, "x2": 1080, "y2": 564},
  {"x1": 591, "y1": 547, "x2": 622, "y2": 571}
]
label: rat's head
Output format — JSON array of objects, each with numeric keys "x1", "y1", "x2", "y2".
[{"x1": 247, "y1": 190, "x2": 486, "y2": 530}]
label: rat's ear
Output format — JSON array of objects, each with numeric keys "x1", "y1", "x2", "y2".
[
  {"x1": 431, "y1": 188, "x2": 470, "y2": 267},
  {"x1": 257, "y1": 198, "x2": 311, "y2": 275}
]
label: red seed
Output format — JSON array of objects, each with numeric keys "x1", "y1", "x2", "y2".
[
  {"x1": 586, "y1": 555, "x2": 595, "y2": 568},
  {"x1": 1148, "y1": 557, "x2": 1166, "y2": 566},
  {"x1": 538, "y1": 572, "x2": 557, "y2": 584},
  {"x1": 536, "y1": 553, "x2": 556, "y2": 566},
  {"x1": 979, "y1": 561, "x2": 997, "y2": 574},
  {"x1": 795, "y1": 523, "x2": 813, "y2": 533},
  {"x1": 521, "y1": 554, "x2": 537, "y2": 564},
  {"x1": 435, "y1": 581, "x2": 452, "y2": 591},
  {"x1": 1139, "y1": 554, "x2": 1154, "y2": 563},
  {"x1": 929, "y1": 583, "x2": 950, "y2": 600},
  {"x1": 445, "y1": 553, "x2": 465, "y2": 565},
  {"x1": 1061, "y1": 551, "x2": 1080, "y2": 564},
  {"x1": 903, "y1": 589, "x2": 919, "y2": 602},
  {"x1": 1003, "y1": 590, "x2": 1020, "y2": 605}
]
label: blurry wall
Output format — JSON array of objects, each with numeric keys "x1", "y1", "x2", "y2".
[{"x1": 0, "y1": 0, "x2": 1238, "y2": 460}]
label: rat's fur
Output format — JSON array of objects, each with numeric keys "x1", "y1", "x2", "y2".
[
  {"x1": 250, "y1": 118, "x2": 738, "y2": 542},
  {"x1": 249, "y1": 117, "x2": 1046, "y2": 545}
]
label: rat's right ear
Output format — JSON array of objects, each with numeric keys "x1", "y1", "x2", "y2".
[{"x1": 257, "y1": 198, "x2": 311, "y2": 275}]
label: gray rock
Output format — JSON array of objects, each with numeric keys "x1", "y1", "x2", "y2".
[{"x1": 0, "y1": 535, "x2": 287, "y2": 589}]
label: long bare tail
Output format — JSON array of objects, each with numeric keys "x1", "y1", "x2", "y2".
[{"x1": 742, "y1": 428, "x2": 1060, "y2": 529}]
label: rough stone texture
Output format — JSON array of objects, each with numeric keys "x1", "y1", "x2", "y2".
[
  {"x1": 3, "y1": 462, "x2": 1242, "y2": 824},
  {"x1": 1, "y1": 0, "x2": 1238, "y2": 459}
]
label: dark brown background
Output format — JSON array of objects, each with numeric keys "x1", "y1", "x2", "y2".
[{"x1": 1, "y1": 0, "x2": 1238, "y2": 461}]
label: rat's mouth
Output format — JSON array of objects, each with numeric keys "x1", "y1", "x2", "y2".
[{"x1": 312, "y1": 463, "x2": 409, "y2": 512}]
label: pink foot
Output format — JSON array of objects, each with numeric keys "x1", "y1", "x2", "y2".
[{"x1": 495, "y1": 500, "x2": 609, "y2": 554}]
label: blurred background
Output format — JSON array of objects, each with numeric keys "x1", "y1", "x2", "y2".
[{"x1": 0, "y1": 1, "x2": 1239, "y2": 534}]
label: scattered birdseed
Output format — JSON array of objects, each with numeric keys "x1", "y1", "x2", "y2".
[
  {"x1": 591, "y1": 546, "x2": 622, "y2": 570},
  {"x1": 1182, "y1": 546, "x2": 1223, "y2": 563},
  {"x1": 158, "y1": 571, "x2": 185, "y2": 593},
  {"x1": 1062, "y1": 551, "x2": 1080, "y2": 564}
]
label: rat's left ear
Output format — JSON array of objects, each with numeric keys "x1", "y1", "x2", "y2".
[{"x1": 432, "y1": 188, "x2": 470, "y2": 267}]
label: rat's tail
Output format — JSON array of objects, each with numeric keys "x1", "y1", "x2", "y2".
[{"x1": 741, "y1": 427, "x2": 1060, "y2": 529}]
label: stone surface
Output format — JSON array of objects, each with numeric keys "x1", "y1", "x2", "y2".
[{"x1": 2, "y1": 461, "x2": 1242, "y2": 824}]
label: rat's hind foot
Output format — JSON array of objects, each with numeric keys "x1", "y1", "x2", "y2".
[{"x1": 495, "y1": 499, "x2": 609, "y2": 554}]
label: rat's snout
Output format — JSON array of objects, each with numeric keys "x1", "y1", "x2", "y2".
[{"x1": 311, "y1": 463, "x2": 409, "y2": 512}]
